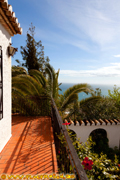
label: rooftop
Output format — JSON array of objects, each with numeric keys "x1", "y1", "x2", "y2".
[{"x1": 0, "y1": 0, "x2": 22, "y2": 36}]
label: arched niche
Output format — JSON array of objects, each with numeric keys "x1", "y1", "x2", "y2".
[
  {"x1": 68, "y1": 129, "x2": 77, "y2": 141},
  {"x1": 89, "y1": 128, "x2": 109, "y2": 153}
]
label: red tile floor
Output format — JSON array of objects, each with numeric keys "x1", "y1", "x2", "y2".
[{"x1": 0, "y1": 116, "x2": 58, "y2": 175}]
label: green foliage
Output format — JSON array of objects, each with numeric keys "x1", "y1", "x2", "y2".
[
  {"x1": 72, "y1": 135, "x2": 120, "y2": 180},
  {"x1": 29, "y1": 69, "x2": 47, "y2": 88},
  {"x1": 57, "y1": 131, "x2": 120, "y2": 180},
  {"x1": 59, "y1": 83, "x2": 93, "y2": 112},
  {"x1": 56, "y1": 132, "x2": 74, "y2": 174},
  {"x1": 12, "y1": 64, "x2": 61, "y2": 115},
  {"x1": 64, "y1": 87, "x2": 120, "y2": 121},
  {"x1": 20, "y1": 23, "x2": 50, "y2": 72},
  {"x1": 90, "y1": 129, "x2": 110, "y2": 156},
  {"x1": 12, "y1": 66, "x2": 27, "y2": 77},
  {"x1": 108, "y1": 85, "x2": 120, "y2": 108},
  {"x1": 79, "y1": 97, "x2": 120, "y2": 120},
  {"x1": 93, "y1": 88, "x2": 102, "y2": 96},
  {"x1": 12, "y1": 70, "x2": 50, "y2": 115},
  {"x1": 45, "y1": 63, "x2": 61, "y2": 106}
]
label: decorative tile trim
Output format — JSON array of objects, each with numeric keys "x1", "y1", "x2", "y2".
[{"x1": 65, "y1": 118, "x2": 120, "y2": 126}]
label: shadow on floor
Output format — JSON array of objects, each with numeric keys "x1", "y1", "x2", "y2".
[{"x1": 0, "y1": 116, "x2": 57, "y2": 175}]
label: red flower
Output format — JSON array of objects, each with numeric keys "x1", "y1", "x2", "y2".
[
  {"x1": 82, "y1": 157, "x2": 93, "y2": 170},
  {"x1": 118, "y1": 164, "x2": 120, "y2": 167},
  {"x1": 58, "y1": 151, "x2": 60, "y2": 154},
  {"x1": 62, "y1": 122, "x2": 70, "y2": 125}
]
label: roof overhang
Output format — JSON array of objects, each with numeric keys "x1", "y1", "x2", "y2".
[{"x1": 0, "y1": 0, "x2": 22, "y2": 36}]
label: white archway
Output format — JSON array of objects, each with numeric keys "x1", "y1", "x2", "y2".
[
  {"x1": 89, "y1": 128, "x2": 109, "y2": 152},
  {"x1": 68, "y1": 123, "x2": 120, "y2": 148}
]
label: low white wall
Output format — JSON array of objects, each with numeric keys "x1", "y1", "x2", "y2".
[
  {"x1": 68, "y1": 124, "x2": 120, "y2": 148},
  {"x1": 0, "y1": 23, "x2": 12, "y2": 152}
]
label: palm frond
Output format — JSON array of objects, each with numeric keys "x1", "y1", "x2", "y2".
[
  {"x1": 61, "y1": 93, "x2": 78, "y2": 111},
  {"x1": 12, "y1": 74, "x2": 46, "y2": 96},
  {"x1": 28, "y1": 69, "x2": 47, "y2": 88},
  {"x1": 45, "y1": 63, "x2": 59, "y2": 99},
  {"x1": 12, "y1": 66, "x2": 27, "y2": 77},
  {"x1": 63, "y1": 84, "x2": 93, "y2": 99},
  {"x1": 79, "y1": 96, "x2": 102, "y2": 107}
]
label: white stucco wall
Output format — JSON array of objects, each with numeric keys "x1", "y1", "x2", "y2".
[
  {"x1": 0, "y1": 23, "x2": 12, "y2": 152},
  {"x1": 68, "y1": 123, "x2": 120, "y2": 148}
]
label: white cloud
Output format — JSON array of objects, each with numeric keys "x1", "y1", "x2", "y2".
[
  {"x1": 114, "y1": 55, "x2": 120, "y2": 58},
  {"x1": 46, "y1": 0, "x2": 120, "y2": 48},
  {"x1": 59, "y1": 63, "x2": 120, "y2": 77},
  {"x1": 28, "y1": 0, "x2": 120, "y2": 53}
]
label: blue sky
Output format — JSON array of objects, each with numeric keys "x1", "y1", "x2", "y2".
[{"x1": 9, "y1": 0, "x2": 120, "y2": 85}]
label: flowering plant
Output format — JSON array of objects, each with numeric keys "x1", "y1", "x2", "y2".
[
  {"x1": 62, "y1": 122, "x2": 70, "y2": 125},
  {"x1": 82, "y1": 157, "x2": 93, "y2": 170}
]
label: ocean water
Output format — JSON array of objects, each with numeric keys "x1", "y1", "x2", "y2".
[{"x1": 59, "y1": 83, "x2": 118, "y2": 101}]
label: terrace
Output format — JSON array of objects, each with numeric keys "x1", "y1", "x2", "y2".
[
  {"x1": 0, "y1": 115, "x2": 57, "y2": 175},
  {"x1": 0, "y1": 97, "x2": 88, "y2": 180}
]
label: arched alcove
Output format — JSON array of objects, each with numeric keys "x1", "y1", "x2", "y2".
[
  {"x1": 89, "y1": 128, "x2": 109, "y2": 153},
  {"x1": 68, "y1": 124, "x2": 120, "y2": 148},
  {"x1": 68, "y1": 129, "x2": 77, "y2": 141}
]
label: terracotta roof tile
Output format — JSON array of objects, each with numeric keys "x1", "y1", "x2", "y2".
[
  {"x1": 89, "y1": 119, "x2": 95, "y2": 125},
  {"x1": 99, "y1": 119, "x2": 105, "y2": 125},
  {"x1": 69, "y1": 119, "x2": 74, "y2": 125},
  {"x1": 75, "y1": 120, "x2": 79, "y2": 126},
  {"x1": 95, "y1": 119, "x2": 100, "y2": 125},
  {"x1": 92, "y1": 119, "x2": 97, "y2": 125},
  {"x1": 108, "y1": 119, "x2": 114, "y2": 125},
  {"x1": 69, "y1": 118, "x2": 120, "y2": 126},
  {"x1": 0, "y1": 0, "x2": 22, "y2": 35},
  {"x1": 83, "y1": 119, "x2": 89, "y2": 126},
  {"x1": 113, "y1": 119, "x2": 118, "y2": 124},
  {"x1": 79, "y1": 120, "x2": 84, "y2": 126},
  {"x1": 117, "y1": 119, "x2": 120, "y2": 123},
  {"x1": 104, "y1": 119, "x2": 110, "y2": 125}
]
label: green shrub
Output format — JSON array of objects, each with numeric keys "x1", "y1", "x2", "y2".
[{"x1": 57, "y1": 130, "x2": 120, "y2": 180}]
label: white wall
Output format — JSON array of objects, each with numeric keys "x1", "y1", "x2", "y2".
[
  {"x1": 68, "y1": 123, "x2": 120, "y2": 148},
  {"x1": 0, "y1": 23, "x2": 12, "y2": 152}
]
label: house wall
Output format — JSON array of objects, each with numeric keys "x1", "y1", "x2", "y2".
[
  {"x1": 68, "y1": 124, "x2": 120, "y2": 148},
  {"x1": 0, "y1": 23, "x2": 12, "y2": 152}
]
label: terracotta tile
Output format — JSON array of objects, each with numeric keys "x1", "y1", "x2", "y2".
[
  {"x1": 31, "y1": 166, "x2": 46, "y2": 175},
  {"x1": 24, "y1": 161, "x2": 37, "y2": 168},
  {"x1": 0, "y1": 163, "x2": 10, "y2": 169},
  {"x1": 0, "y1": 168, "x2": 4, "y2": 174},
  {"x1": 30, "y1": 162, "x2": 40, "y2": 170},
  {"x1": 0, "y1": 116, "x2": 58, "y2": 175},
  {"x1": 4, "y1": 168, "x2": 13, "y2": 174},
  {"x1": 1, "y1": 156, "x2": 10, "y2": 160},
  {"x1": 0, "y1": 159, "x2": 7, "y2": 164},
  {"x1": 2, "y1": 149, "x2": 13, "y2": 156},
  {"x1": 45, "y1": 167, "x2": 53, "y2": 174},
  {"x1": 22, "y1": 171, "x2": 31, "y2": 175},
  {"x1": 14, "y1": 166, "x2": 30, "y2": 175}
]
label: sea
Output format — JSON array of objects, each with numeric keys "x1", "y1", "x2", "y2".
[{"x1": 59, "y1": 83, "x2": 119, "y2": 101}]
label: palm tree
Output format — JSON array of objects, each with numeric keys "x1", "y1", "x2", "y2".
[
  {"x1": 12, "y1": 69, "x2": 49, "y2": 115},
  {"x1": 59, "y1": 83, "x2": 93, "y2": 112},
  {"x1": 12, "y1": 65, "x2": 95, "y2": 118},
  {"x1": 45, "y1": 63, "x2": 61, "y2": 102},
  {"x1": 12, "y1": 63, "x2": 61, "y2": 115},
  {"x1": 64, "y1": 96, "x2": 102, "y2": 122},
  {"x1": 12, "y1": 66, "x2": 27, "y2": 77},
  {"x1": 44, "y1": 64, "x2": 94, "y2": 116}
]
